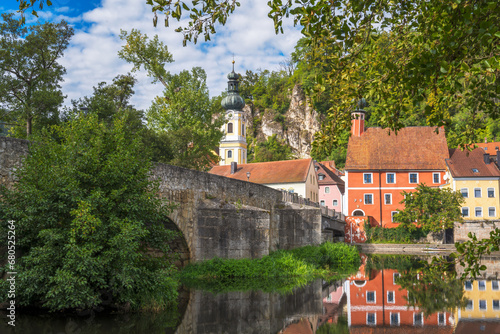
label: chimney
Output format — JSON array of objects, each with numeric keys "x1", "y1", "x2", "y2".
[
  {"x1": 230, "y1": 161, "x2": 237, "y2": 174},
  {"x1": 484, "y1": 153, "x2": 491, "y2": 164},
  {"x1": 351, "y1": 98, "x2": 367, "y2": 137}
]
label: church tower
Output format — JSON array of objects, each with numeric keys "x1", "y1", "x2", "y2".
[{"x1": 219, "y1": 61, "x2": 247, "y2": 165}]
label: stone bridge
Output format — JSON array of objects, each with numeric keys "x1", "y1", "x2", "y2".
[
  {"x1": 0, "y1": 137, "x2": 345, "y2": 266},
  {"x1": 152, "y1": 163, "x2": 345, "y2": 265}
]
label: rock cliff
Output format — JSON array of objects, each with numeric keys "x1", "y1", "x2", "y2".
[{"x1": 243, "y1": 84, "x2": 321, "y2": 159}]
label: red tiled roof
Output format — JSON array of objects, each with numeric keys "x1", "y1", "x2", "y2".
[
  {"x1": 345, "y1": 127, "x2": 449, "y2": 170},
  {"x1": 473, "y1": 141, "x2": 500, "y2": 154},
  {"x1": 446, "y1": 147, "x2": 500, "y2": 178},
  {"x1": 209, "y1": 159, "x2": 313, "y2": 184}
]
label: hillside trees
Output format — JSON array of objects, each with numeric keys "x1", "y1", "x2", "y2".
[
  {"x1": 0, "y1": 113, "x2": 179, "y2": 311},
  {"x1": 0, "y1": 13, "x2": 73, "y2": 137}
]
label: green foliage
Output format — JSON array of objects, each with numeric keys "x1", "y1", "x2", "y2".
[
  {"x1": 251, "y1": 134, "x2": 293, "y2": 163},
  {"x1": 0, "y1": 13, "x2": 74, "y2": 136},
  {"x1": 181, "y1": 242, "x2": 360, "y2": 293},
  {"x1": 316, "y1": 315, "x2": 349, "y2": 334},
  {"x1": 394, "y1": 184, "x2": 464, "y2": 233},
  {"x1": 396, "y1": 258, "x2": 468, "y2": 317},
  {"x1": 364, "y1": 254, "x2": 426, "y2": 274},
  {"x1": 119, "y1": 30, "x2": 224, "y2": 170},
  {"x1": 364, "y1": 221, "x2": 428, "y2": 244},
  {"x1": 0, "y1": 114, "x2": 179, "y2": 311},
  {"x1": 146, "y1": 67, "x2": 225, "y2": 170}
]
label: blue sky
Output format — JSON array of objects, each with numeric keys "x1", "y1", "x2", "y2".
[{"x1": 1, "y1": 0, "x2": 302, "y2": 110}]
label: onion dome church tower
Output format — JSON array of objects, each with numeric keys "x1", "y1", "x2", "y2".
[{"x1": 219, "y1": 61, "x2": 247, "y2": 165}]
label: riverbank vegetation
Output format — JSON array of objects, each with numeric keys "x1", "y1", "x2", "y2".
[{"x1": 180, "y1": 242, "x2": 360, "y2": 293}]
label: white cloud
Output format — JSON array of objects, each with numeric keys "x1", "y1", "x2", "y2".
[{"x1": 58, "y1": 0, "x2": 303, "y2": 111}]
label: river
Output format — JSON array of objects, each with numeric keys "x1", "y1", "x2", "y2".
[{"x1": 1, "y1": 254, "x2": 499, "y2": 333}]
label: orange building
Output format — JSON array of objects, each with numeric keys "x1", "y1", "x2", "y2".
[
  {"x1": 344, "y1": 105, "x2": 449, "y2": 235},
  {"x1": 345, "y1": 262, "x2": 453, "y2": 330}
]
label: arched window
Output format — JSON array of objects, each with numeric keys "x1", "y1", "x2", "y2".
[
  {"x1": 352, "y1": 210, "x2": 365, "y2": 216},
  {"x1": 227, "y1": 150, "x2": 232, "y2": 158},
  {"x1": 227, "y1": 123, "x2": 233, "y2": 133}
]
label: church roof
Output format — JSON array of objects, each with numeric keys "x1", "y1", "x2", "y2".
[
  {"x1": 345, "y1": 127, "x2": 449, "y2": 170},
  {"x1": 209, "y1": 159, "x2": 313, "y2": 184}
]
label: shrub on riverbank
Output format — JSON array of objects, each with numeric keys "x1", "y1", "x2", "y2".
[
  {"x1": 180, "y1": 242, "x2": 360, "y2": 292},
  {"x1": 364, "y1": 221, "x2": 428, "y2": 244}
]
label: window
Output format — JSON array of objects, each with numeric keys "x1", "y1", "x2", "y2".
[
  {"x1": 227, "y1": 150, "x2": 232, "y2": 158},
  {"x1": 475, "y1": 207, "x2": 483, "y2": 217},
  {"x1": 333, "y1": 200, "x2": 338, "y2": 206},
  {"x1": 493, "y1": 280, "x2": 499, "y2": 290},
  {"x1": 479, "y1": 280, "x2": 486, "y2": 290},
  {"x1": 384, "y1": 193, "x2": 392, "y2": 205},
  {"x1": 366, "y1": 291, "x2": 376, "y2": 303},
  {"x1": 391, "y1": 211, "x2": 398, "y2": 222},
  {"x1": 438, "y1": 313, "x2": 446, "y2": 325},
  {"x1": 409, "y1": 173, "x2": 418, "y2": 184},
  {"x1": 318, "y1": 174, "x2": 325, "y2": 180},
  {"x1": 488, "y1": 188, "x2": 495, "y2": 198},
  {"x1": 493, "y1": 300, "x2": 500, "y2": 310},
  {"x1": 367, "y1": 313, "x2": 376, "y2": 325},
  {"x1": 479, "y1": 300, "x2": 487, "y2": 311},
  {"x1": 466, "y1": 300, "x2": 473, "y2": 310},
  {"x1": 325, "y1": 186, "x2": 330, "y2": 194},
  {"x1": 241, "y1": 124, "x2": 245, "y2": 136},
  {"x1": 390, "y1": 313, "x2": 400, "y2": 326},
  {"x1": 414, "y1": 313, "x2": 423, "y2": 326},
  {"x1": 472, "y1": 168, "x2": 479, "y2": 173},
  {"x1": 387, "y1": 291, "x2": 395, "y2": 303},
  {"x1": 227, "y1": 122, "x2": 233, "y2": 133},
  {"x1": 393, "y1": 273, "x2": 400, "y2": 284},
  {"x1": 386, "y1": 173, "x2": 395, "y2": 184},
  {"x1": 489, "y1": 207, "x2": 496, "y2": 217},
  {"x1": 363, "y1": 173, "x2": 373, "y2": 184},
  {"x1": 462, "y1": 207, "x2": 469, "y2": 217},
  {"x1": 475, "y1": 188, "x2": 482, "y2": 198},
  {"x1": 433, "y1": 173, "x2": 440, "y2": 184},
  {"x1": 464, "y1": 281, "x2": 473, "y2": 290},
  {"x1": 320, "y1": 200, "x2": 325, "y2": 206},
  {"x1": 461, "y1": 188, "x2": 469, "y2": 198},
  {"x1": 364, "y1": 194, "x2": 373, "y2": 205}
]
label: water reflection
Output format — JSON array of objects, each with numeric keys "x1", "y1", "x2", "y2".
[{"x1": 3, "y1": 255, "x2": 500, "y2": 333}]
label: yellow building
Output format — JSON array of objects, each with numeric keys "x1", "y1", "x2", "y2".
[
  {"x1": 456, "y1": 279, "x2": 500, "y2": 320},
  {"x1": 219, "y1": 61, "x2": 247, "y2": 165},
  {"x1": 445, "y1": 148, "x2": 500, "y2": 220}
]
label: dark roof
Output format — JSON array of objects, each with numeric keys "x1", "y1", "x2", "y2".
[
  {"x1": 316, "y1": 162, "x2": 345, "y2": 194},
  {"x1": 446, "y1": 147, "x2": 500, "y2": 178},
  {"x1": 345, "y1": 127, "x2": 449, "y2": 170},
  {"x1": 209, "y1": 159, "x2": 312, "y2": 184}
]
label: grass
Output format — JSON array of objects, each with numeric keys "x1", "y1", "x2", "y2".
[{"x1": 180, "y1": 242, "x2": 360, "y2": 293}]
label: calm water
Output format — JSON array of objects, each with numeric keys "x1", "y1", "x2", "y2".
[{"x1": 2, "y1": 254, "x2": 500, "y2": 333}]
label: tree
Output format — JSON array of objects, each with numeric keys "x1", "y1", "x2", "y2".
[
  {"x1": 146, "y1": 67, "x2": 225, "y2": 170},
  {"x1": 0, "y1": 113, "x2": 179, "y2": 311},
  {"x1": 394, "y1": 184, "x2": 464, "y2": 233},
  {"x1": 251, "y1": 134, "x2": 293, "y2": 163},
  {"x1": 0, "y1": 13, "x2": 73, "y2": 137},
  {"x1": 119, "y1": 30, "x2": 224, "y2": 170}
]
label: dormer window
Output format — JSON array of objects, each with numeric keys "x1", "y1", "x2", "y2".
[
  {"x1": 472, "y1": 168, "x2": 479, "y2": 173},
  {"x1": 318, "y1": 173, "x2": 325, "y2": 180}
]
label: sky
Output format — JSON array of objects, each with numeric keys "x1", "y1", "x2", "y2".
[{"x1": 1, "y1": 0, "x2": 303, "y2": 111}]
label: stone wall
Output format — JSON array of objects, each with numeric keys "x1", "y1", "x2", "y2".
[
  {"x1": 0, "y1": 137, "x2": 29, "y2": 188},
  {"x1": 454, "y1": 221, "x2": 499, "y2": 243}
]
